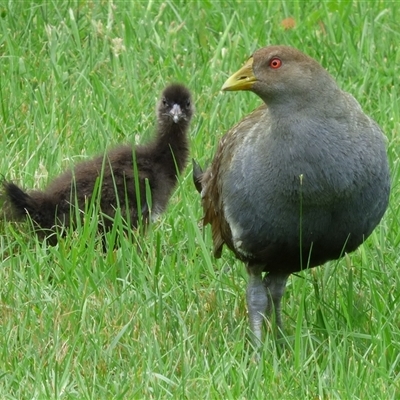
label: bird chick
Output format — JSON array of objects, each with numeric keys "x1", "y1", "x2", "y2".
[
  {"x1": 195, "y1": 46, "x2": 390, "y2": 345},
  {"x1": 2, "y1": 84, "x2": 194, "y2": 245}
]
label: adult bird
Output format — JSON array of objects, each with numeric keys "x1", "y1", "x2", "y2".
[
  {"x1": 194, "y1": 46, "x2": 390, "y2": 345},
  {"x1": 2, "y1": 84, "x2": 194, "y2": 245}
]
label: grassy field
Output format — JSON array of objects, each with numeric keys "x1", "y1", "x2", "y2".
[{"x1": 0, "y1": 1, "x2": 399, "y2": 398}]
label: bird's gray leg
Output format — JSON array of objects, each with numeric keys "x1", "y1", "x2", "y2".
[
  {"x1": 264, "y1": 274, "x2": 289, "y2": 333},
  {"x1": 246, "y1": 269, "x2": 269, "y2": 345}
]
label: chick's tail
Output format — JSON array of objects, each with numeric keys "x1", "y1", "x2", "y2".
[
  {"x1": 2, "y1": 181, "x2": 38, "y2": 218},
  {"x1": 1, "y1": 181, "x2": 56, "y2": 229}
]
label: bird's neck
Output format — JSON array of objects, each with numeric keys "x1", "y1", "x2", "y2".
[
  {"x1": 152, "y1": 121, "x2": 189, "y2": 173},
  {"x1": 265, "y1": 80, "x2": 342, "y2": 120}
]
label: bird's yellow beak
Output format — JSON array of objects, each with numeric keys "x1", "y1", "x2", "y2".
[{"x1": 221, "y1": 56, "x2": 256, "y2": 91}]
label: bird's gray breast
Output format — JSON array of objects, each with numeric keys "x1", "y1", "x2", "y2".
[{"x1": 221, "y1": 112, "x2": 389, "y2": 258}]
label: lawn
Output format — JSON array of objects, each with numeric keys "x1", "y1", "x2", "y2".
[{"x1": 0, "y1": 1, "x2": 399, "y2": 399}]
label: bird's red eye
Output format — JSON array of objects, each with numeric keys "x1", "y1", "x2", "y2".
[{"x1": 269, "y1": 58, "x2": 282, "y2": 69}]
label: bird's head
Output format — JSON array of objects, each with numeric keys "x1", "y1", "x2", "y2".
[
  {"x1": 158, "y1": 84, "x2": 194, "y2": 125},
  {"x1": 221, "y1": 45, "x2": 337, "y2": 107}
]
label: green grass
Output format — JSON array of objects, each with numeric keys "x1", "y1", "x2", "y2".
[{"x1": 0, "y1": 0, "x2": 399, "y2": 398}]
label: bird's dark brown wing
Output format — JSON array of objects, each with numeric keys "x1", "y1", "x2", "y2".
[
  {"x1": 201, "y1": 105, "x2": 267, "y2": 259},
  {"x1": 201, "y1": 152, "x2": 228, "y2": 258}
]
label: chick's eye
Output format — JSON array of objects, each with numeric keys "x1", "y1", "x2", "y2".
[
  {"x1": 162, "y1": 98, "x2": 167, "y2": 106},
  {"x1": 269, "y1": 58, "x2": 282, "y2": 69},
  {"x1": 186, "y1": 100, "x2": 191, "y2": 107}
]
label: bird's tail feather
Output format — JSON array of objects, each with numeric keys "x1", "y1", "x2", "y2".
[
  {"x1": 1, "y1": 181, "x2": 55, "y2": 229},
  {"x1": 192, "y1": 159, "x2": 204, "y2": 194},
  {"x1": 2, "y1": 181, "x2": 39, "y2": 218}
]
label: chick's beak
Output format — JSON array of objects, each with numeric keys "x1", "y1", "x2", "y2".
[
  {"x1": 221, "y1": 56, "x2": 256, "y2": 91},
  {"x1": 169, "y1": 103, "x2": 183, "y2": 123}
]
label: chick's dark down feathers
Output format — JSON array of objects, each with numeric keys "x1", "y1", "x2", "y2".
[{"x1": 2, "y1": 84, "x2": 194, "y2": 243}]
